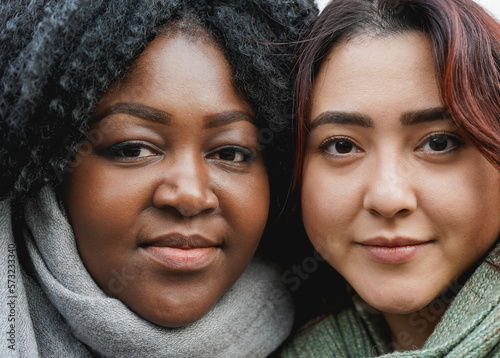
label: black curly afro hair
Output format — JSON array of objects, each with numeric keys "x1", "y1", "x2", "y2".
[{"x1": 0, "y1": 0, "x2": 317, "y2": 207}]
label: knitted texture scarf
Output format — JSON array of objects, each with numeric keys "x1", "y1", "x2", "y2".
[
  {"x1": 281, "y1": 245, "x2": 500, "y2": 357},
  {"x1": 0, "y1": 187, "x2": 294, "y2": 357}
]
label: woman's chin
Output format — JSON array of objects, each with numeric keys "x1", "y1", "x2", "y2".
[
  {"x1": 359, "y1": 289, "x2": 432, "y2": 316},
  {"x1": 137, "y1": 306, "x2": 211, "y2": 328}
]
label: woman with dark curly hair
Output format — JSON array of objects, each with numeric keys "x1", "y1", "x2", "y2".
[
  {"x1": 281, "y1": 0, "x2": 500, "y2": 356},
  {"x1": 0, "y1": 0, "x2": 316, "y2": 356}
]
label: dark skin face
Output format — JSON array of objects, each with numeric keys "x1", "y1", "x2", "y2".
[{"x1": 65, "y1": 33, "x2": 270, "y2": 327}]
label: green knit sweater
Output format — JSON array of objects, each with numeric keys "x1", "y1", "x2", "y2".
[{"x1": 281, "y1": 245, "x2": 500, "y2": 357}]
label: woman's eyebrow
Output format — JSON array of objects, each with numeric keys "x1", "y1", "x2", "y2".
[
  {"x1": 308, "y1": 107, "x2": 450, "y2": 130},
  {"x1": 400, "y1": 107, "x2": 449, "y2": 126},
  {"x1": 308, "y1": 111, "x2": 373, "y2": 130},
  {"x1": 204, "y1": 111, "x2": 254, "y2": 128},
  {"x1": 90, "y1": 102, "x2": 170, "y2": 124}
]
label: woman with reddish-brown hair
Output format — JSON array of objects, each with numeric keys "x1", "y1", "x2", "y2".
[{"x1": 281, "y1": 0, "x2": 500, "y2": 356}]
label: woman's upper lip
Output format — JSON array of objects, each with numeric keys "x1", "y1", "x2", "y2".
[
  {"x1": 358, "y1": 237, "x2": 431, "y2": 247},
  {"x1": 140, "y1": 233, "x2": 220, "y2": 249}
]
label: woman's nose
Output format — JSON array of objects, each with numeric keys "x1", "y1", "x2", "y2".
[
  {"x1": 152, "y1": 155, "x2": 219, "y2": 217},
  {"x1": 362, "y1": 156, "x2": 417, "y2": 219}
]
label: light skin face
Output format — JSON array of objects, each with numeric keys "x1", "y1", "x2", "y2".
[
  {"x1": 301, "y1": 32, "x2": 500, "y2": 349},
  {"x1": 66, "y1": 33, "x2": 269, "y2": 327}
]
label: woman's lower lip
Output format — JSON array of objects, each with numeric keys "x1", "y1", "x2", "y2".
[
  {"x1": 143, "y1": 246, "x2": 218, "y2": 271},
  {"x1": 359, "y1": 243, "x2": 430, "y2": 264}
]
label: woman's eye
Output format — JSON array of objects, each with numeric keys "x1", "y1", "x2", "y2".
[
  {"x1": 211, "y1": 147, "x2": 255, "y2": 163},
  {"x1": 101, "y1": 142, "x2": 158, "y2": 160},
  {"x1": 118, "y1": 146, "x2": 155, "y2": 158},
  {"x1": 419, "y1": 134, "x2": 463, "y2": 153},
  {"x1": 321, "y1": 138, "x2": 360, "y2": 156}
]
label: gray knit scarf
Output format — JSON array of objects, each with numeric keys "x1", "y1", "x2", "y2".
[
  {"x1": 281, "y1": 244, "x2": 500, "y2": 357},
  {"x1": 0, "y1": 187, "x2": 294, "y2": 357}
]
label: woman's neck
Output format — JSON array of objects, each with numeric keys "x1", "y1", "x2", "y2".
[
  {"x1": 380, "y1": 270, "x2": 474, "y2": 351},
  {"x1": 382, "y1": 297, "x2": 450, "y2": 351}
]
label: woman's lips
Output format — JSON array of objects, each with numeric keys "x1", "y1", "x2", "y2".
[
  {"x1": 144, "y1": 246, "x2": 218, "y2": 271},
  {"x1": 357, "y1": 237, "x2": 432, "y2": 264},
  {"x1": 140, "y1": 234, "x2": 220, "y2": 271}
]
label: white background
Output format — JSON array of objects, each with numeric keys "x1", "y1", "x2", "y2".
[{"x1": 315, "y1": 0, "x2": 500, "y2": 20}]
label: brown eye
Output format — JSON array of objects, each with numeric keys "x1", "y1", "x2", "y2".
[
  {"x1": 322, "y1": 138, "x2": 360, "y2": 156},
  {"x1": 120, "y1": 147, "x2": 142, "y2": 157},
  {"x1": 420, "y1": 134, "x2": 463, "y2": 153},
  {"x1": 100, "y1": 142, "x2": 159, "y2": 160},
  {"x1": 217, "y1": 148, "x2": 245, "y2": 162},
  {"x1": 335, "y1": 141, "x2": 354, "y2": 154},
  {"x1": 210, "y1": 146, "x2": 255, "y2": 163},
  {"x1": 118, "y1": 146, "x2": 155, "y2": 158},
  {"x1": 429, "y1": 137, "x2": 449, "y2": 151}
]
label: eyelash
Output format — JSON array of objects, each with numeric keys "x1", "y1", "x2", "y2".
[
  {"x1": 417, "y1": 132, "x2": 464, "y2": 154},
  {"x1": 99, "y1": 141, "x2": 159, "y2": 161},
  {"x1": 208, "y1": 146, "x2": 256, "y2": 164},
  {"x1": 319, "y1": 136, "x2": 362, "y2": 158}
]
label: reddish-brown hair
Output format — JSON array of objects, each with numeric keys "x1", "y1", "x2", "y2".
[{"x1": 293, "y1": 0, "x2": 500, "y2": 191}]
